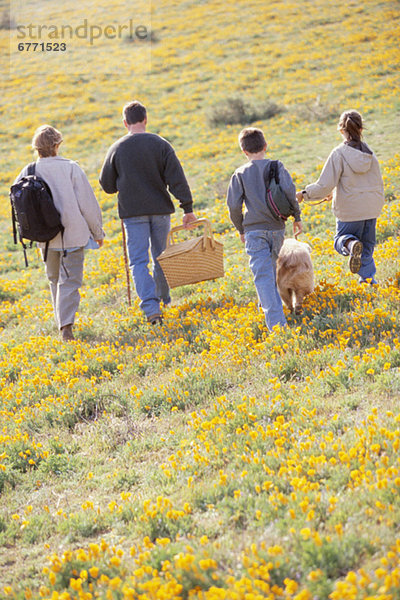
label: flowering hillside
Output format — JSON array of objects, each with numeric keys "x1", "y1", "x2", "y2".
[{"x1": 1, "y1": 0, "x2": 400, "y2": 598}]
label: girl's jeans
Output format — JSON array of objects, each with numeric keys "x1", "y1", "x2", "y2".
[{"x1": 334, "y1": 218, "x2": 377, "y2": 282}]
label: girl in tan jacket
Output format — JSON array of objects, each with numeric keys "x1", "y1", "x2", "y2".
[{"x1": 297, "y1": 110, "x2": 384, "y2": 284}]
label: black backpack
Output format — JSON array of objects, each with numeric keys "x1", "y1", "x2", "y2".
[
  {"x1": 263, "y1": 160, "x2": 295, "y2": 222},
  {"x1": 10, "y1": 162, "x2": 64, "y2": 265}
]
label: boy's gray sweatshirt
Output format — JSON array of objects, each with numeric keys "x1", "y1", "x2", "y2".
[{"x1": 226, "y1": 158, "x2": 300, "y2": 234}]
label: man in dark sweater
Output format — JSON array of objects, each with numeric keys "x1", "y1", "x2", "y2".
[{"x1": 100, "y1": 100, "x2": 196, "y2": 324}]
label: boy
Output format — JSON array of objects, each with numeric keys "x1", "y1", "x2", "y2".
[{"x1": 226, "y1": 127, "x2": 302, "y2": 331}]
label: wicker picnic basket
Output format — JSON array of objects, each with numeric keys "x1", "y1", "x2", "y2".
[{"x1": 157, "y1": 218, "x2": 224, "y2": 288}]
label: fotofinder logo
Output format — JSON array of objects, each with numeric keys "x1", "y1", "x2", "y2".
[{"x1": 9, "y1": 1, "x2": 152, "y2": 77}]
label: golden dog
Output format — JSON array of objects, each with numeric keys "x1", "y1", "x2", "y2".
[{"x1": 276, "y1": 238, "x2": 314, "y2": 314}]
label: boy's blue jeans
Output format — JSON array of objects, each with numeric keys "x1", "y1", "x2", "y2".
[
  {"x1": 123, "y1": 215, "x2": 171, "y2": 318},
  {"x1": 244, "y1": 229, "x2": 286, "y2": 331},
  {"x1": 334, "y1": 218, "x2": 377, "y2": 282}
]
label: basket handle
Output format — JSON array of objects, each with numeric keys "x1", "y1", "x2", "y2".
[{"x1": 167, "y1": 218, "x2": 215, "y2": 249}]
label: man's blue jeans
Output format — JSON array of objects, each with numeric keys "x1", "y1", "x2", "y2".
[
  {"x1": 123, "y1": 215, "x2": 171, "y2": 318},
  {"x1": 334, "y1": 218, "x2": 377, "y2": 282},
  {"x1": 245, "y1": 229, "x2": 287, "y2": 331}
]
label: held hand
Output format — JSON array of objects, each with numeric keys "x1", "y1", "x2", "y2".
[
  {"x1": 293, "y1": 220, "x2": 303, "y2": 238},
  {"x1": 95, "y1": 239, "x2": 104, "y2": 248},
  {"x1": 240, "y1": 233, "x2": 245, "y2": 244},
  {"x1": 183, "y1": 212, "x2": 197, "y2": 229},
  {"x1": 296, "y1": 191, "x2": 304, "y2": 203}
]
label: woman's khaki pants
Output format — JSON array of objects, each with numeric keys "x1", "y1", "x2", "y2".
[{"x1": 44, "y1": 248, "x2": 84, "y2": 329}]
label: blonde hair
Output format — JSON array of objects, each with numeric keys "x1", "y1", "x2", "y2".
[
  {"x1": 337, "y1": 110, "x2": 363, "y2": 142},
  {"x1": 32, "y1": 125, "x2": 63, "y2": 157}
]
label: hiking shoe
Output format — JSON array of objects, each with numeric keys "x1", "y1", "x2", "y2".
[
  {"x1": 348, "y1": 240, "x2": 363, "y2": 273},
  {"x1": 61, "y1": 324, "x2": 74, "y2": 341},
  {"x1": 148, "y1": 314, "x2": 163, "y2": 326}
]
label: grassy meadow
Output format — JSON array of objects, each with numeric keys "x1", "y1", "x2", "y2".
[{"x1": 1, "y1": 0, "x2": 400, "y2": 598}]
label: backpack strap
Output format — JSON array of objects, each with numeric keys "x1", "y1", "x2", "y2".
[
  {"x1": 43, "y1": 241, "x2": 49, "y2": 263},
  {"x1": 61, "y1": 248, "x2": 69, "y2": 278},
  {"x1": 11, "y1": 203, "x2": 18, "y2": 245},
  {"x1": 24, "y1": 163, "x2": 36, "y2": 267},
  {"x1": 10, "y1": 178, "x2": 29, "y2": 265},
  {"x1": 271, "y1": 160, "x2": 280, "y2": 184},
  {"x1": 27, "y1": 162, "x2": 36, "y2": 176},
  {"x1": 264, "y1": 160, "x2": 280, "y2": 188},
  {"x1": 10, "y1": 205, "x2": 30, "y2": 263}
]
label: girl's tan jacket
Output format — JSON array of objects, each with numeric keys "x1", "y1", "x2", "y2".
[{"x1": 304, "y1": 142, "x2": 384, "y2": 222}]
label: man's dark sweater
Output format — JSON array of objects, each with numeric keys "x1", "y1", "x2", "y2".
[{"x1": 99, "y1": 132, "x2": 193, "y2": 218}]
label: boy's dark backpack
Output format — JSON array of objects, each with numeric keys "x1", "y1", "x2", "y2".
[
  {"x1": 10, "y1": 162, "x2": 64, "y2": 266},
  {"x1": 263, "y1": 160, "x2": 295, "y2": 222}
]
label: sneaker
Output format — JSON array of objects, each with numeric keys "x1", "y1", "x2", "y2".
[
  {"x1": 347, "y1": 240, "x2": 363, "y2": 273},
  {"x1": 148, "y1": 314, "x2": 163, "y2": 326},
  {"x1": 61, "y1": 324, "x2": 74, "y2": 341}
]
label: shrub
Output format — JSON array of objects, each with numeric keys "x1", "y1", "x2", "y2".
[{"x1": 208, "y1": 97, "x2": 285, "y2": 126}]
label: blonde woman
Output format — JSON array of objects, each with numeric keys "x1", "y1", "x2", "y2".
[
  {"x1": 297, "y1": 110, "x2": 384, "y2": 284},
  {"x1": 15, "y1": 125, "x2": 105, "y2": 340}
]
